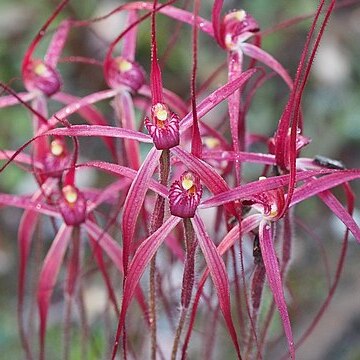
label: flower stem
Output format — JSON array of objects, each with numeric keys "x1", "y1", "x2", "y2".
[
  {"x1": 149, "y1": 149, "x2": 170, "y2": 360},
  {"x1": 149, "y1": 255, "x2": 158, "y2": 360},
  {"x1": 172, "y1": 218, "x2": 197, "y2": 360},
  {"x1": 171, "y1": 307, "x2": 188, "y2": 360}
]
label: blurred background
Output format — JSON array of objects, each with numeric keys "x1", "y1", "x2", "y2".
[{"x1": 0, "y1": 0, "x2": 360, "y2": 359}]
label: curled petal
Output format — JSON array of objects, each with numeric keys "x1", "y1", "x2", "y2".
[
  {"x1": 23, "y1": 59, "x2": 61, "y2": 96},
  {"x1": 169, "y1": 171, "x2": 202, "y2": 218}
]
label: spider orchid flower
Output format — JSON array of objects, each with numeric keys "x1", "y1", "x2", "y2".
[
  {"x1": 212, "y1": 1, "x2": 293, "y2": 89},
  {"x1": 211, "y1": 1, "x2": 292, "y2": 193},
  {"x1": 20, "y1": 0, "x2": 70, "y2": 98},
  {"x1": 246, "y1": 177, "x2": 285, "y2": 222},
  {"x1": 143, "y1": 1, "x2": 181, "y2": 151},
  {"x1": 222, "y1": 10, "x2": 260, "y2": 51},
  {"x1": 104, "y1": 9, "x2": 146, "y2": 94},
  {"x1": 23, "y1": 59, "x2": 62, "y2": 97}
]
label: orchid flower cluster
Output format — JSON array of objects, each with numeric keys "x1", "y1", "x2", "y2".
[{"x1": 0, "y1": 0, "x2": 360, "y2": 359}]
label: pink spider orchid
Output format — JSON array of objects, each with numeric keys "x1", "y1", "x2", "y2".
[
  {"x1": 32, "y1": 3, "x2": 188, "y2": 168},
  {"x1": 0, "y1": 141, "x2": 157, "y2": 359},
  {"x1": 1, "y1": 1, "x2": 359, "y2": 359},
  {"x1": 211, "y1": 0, "x2": 294, "y2": 193},
  {"x1": 0, "y1": 6, "x2": 258, "y2": 358},
  {"x1": 0, "y1": 1, "x2": 66, "y2": 107},
  {"x1": 106, "y1": 3, "x2": 259, "y2": 356}
]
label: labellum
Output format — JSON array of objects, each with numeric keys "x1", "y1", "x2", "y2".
[
  {"x1": 222, "y1": 10, "x2": 259, "y2": 51},
  {"x1": 247, "y1": 177, "x2": 286, "y2": 221},
  {"x1": 169, "y1": 171, "x2": 202, "y2": 218},
  {"x1": 43, "y1": 138, "x2": 70, "y2": 178},
  {"x1": 105, "y1": 56, "x2": 145, "y2": 92},
  {"x1": 145, "y1": 102, "x2": 180, "y2": 150},
  {"x1": 23, "y1": 59, "x2": 62, "y2": 96},
  {"x1": 58, "y1": 185, "x2": 87, "y2": 226}
]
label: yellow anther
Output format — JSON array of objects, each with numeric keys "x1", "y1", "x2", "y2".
[
  {"x1": 153, "y1": 103, "x2": 168, "y2": 121},
  {"x1": 234, "y1": 10, "x2": 246, "y2": 21},
  {"x1": 118, "y1": 58, "x2": 132, "y2": 72},
  {"x1": 182, "y1": 177, "x2": 194, "y2": 191},
  {"x1": 50, "y1": 139, "x2": 64, "y2": 156},
  {"x1": 204, "y1": 137, "x2": 220, "y2": 149},
  {"x1": 62, "y1": 185, "x2": 78, "y2": 204},
  {"x1": 34, "y1": 63, "x2": 47, "y2": 76},
  {"x1": 269, "y1": 203, "x2": 279, "y2": 217}
]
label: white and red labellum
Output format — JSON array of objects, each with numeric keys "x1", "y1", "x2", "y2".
[
  {"x1": 106, "y1": 56, "x2": 145, "y2": 92},
  {"x1": 248, "y1": 177, "x2": 285, "y2": 221},
  {"x1": 58, "y1": 185, "x2": 87, "y2": 226},
  {"x1": 23, "y1": 59, "x2": 61, "y2": 96},
  {"x1": 145, "y1": 103, "x2": 180, "y2": 150},
  {"x1": 222, "y1": 10, "x2": 259, "y2": 51},
  {"x1": 169, "y1": 171, "x2": 202, "y2": 218}
]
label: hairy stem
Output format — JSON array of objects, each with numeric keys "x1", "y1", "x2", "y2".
[
  {"x1": 63, "y1": 227, "x2": 80, "y2": 360},
  {"x1": 172, "y1": 218, "x2": 197, "y2": 360},
  {"x1": 149, "y1": 149, "x2": 170, "y2": 360},
  {"x1": 171, "y1": 307, "x2": 188, "y2": 360},
  {"x1": 149, "y1": 255, "x2": 158, "y2": 360}
]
